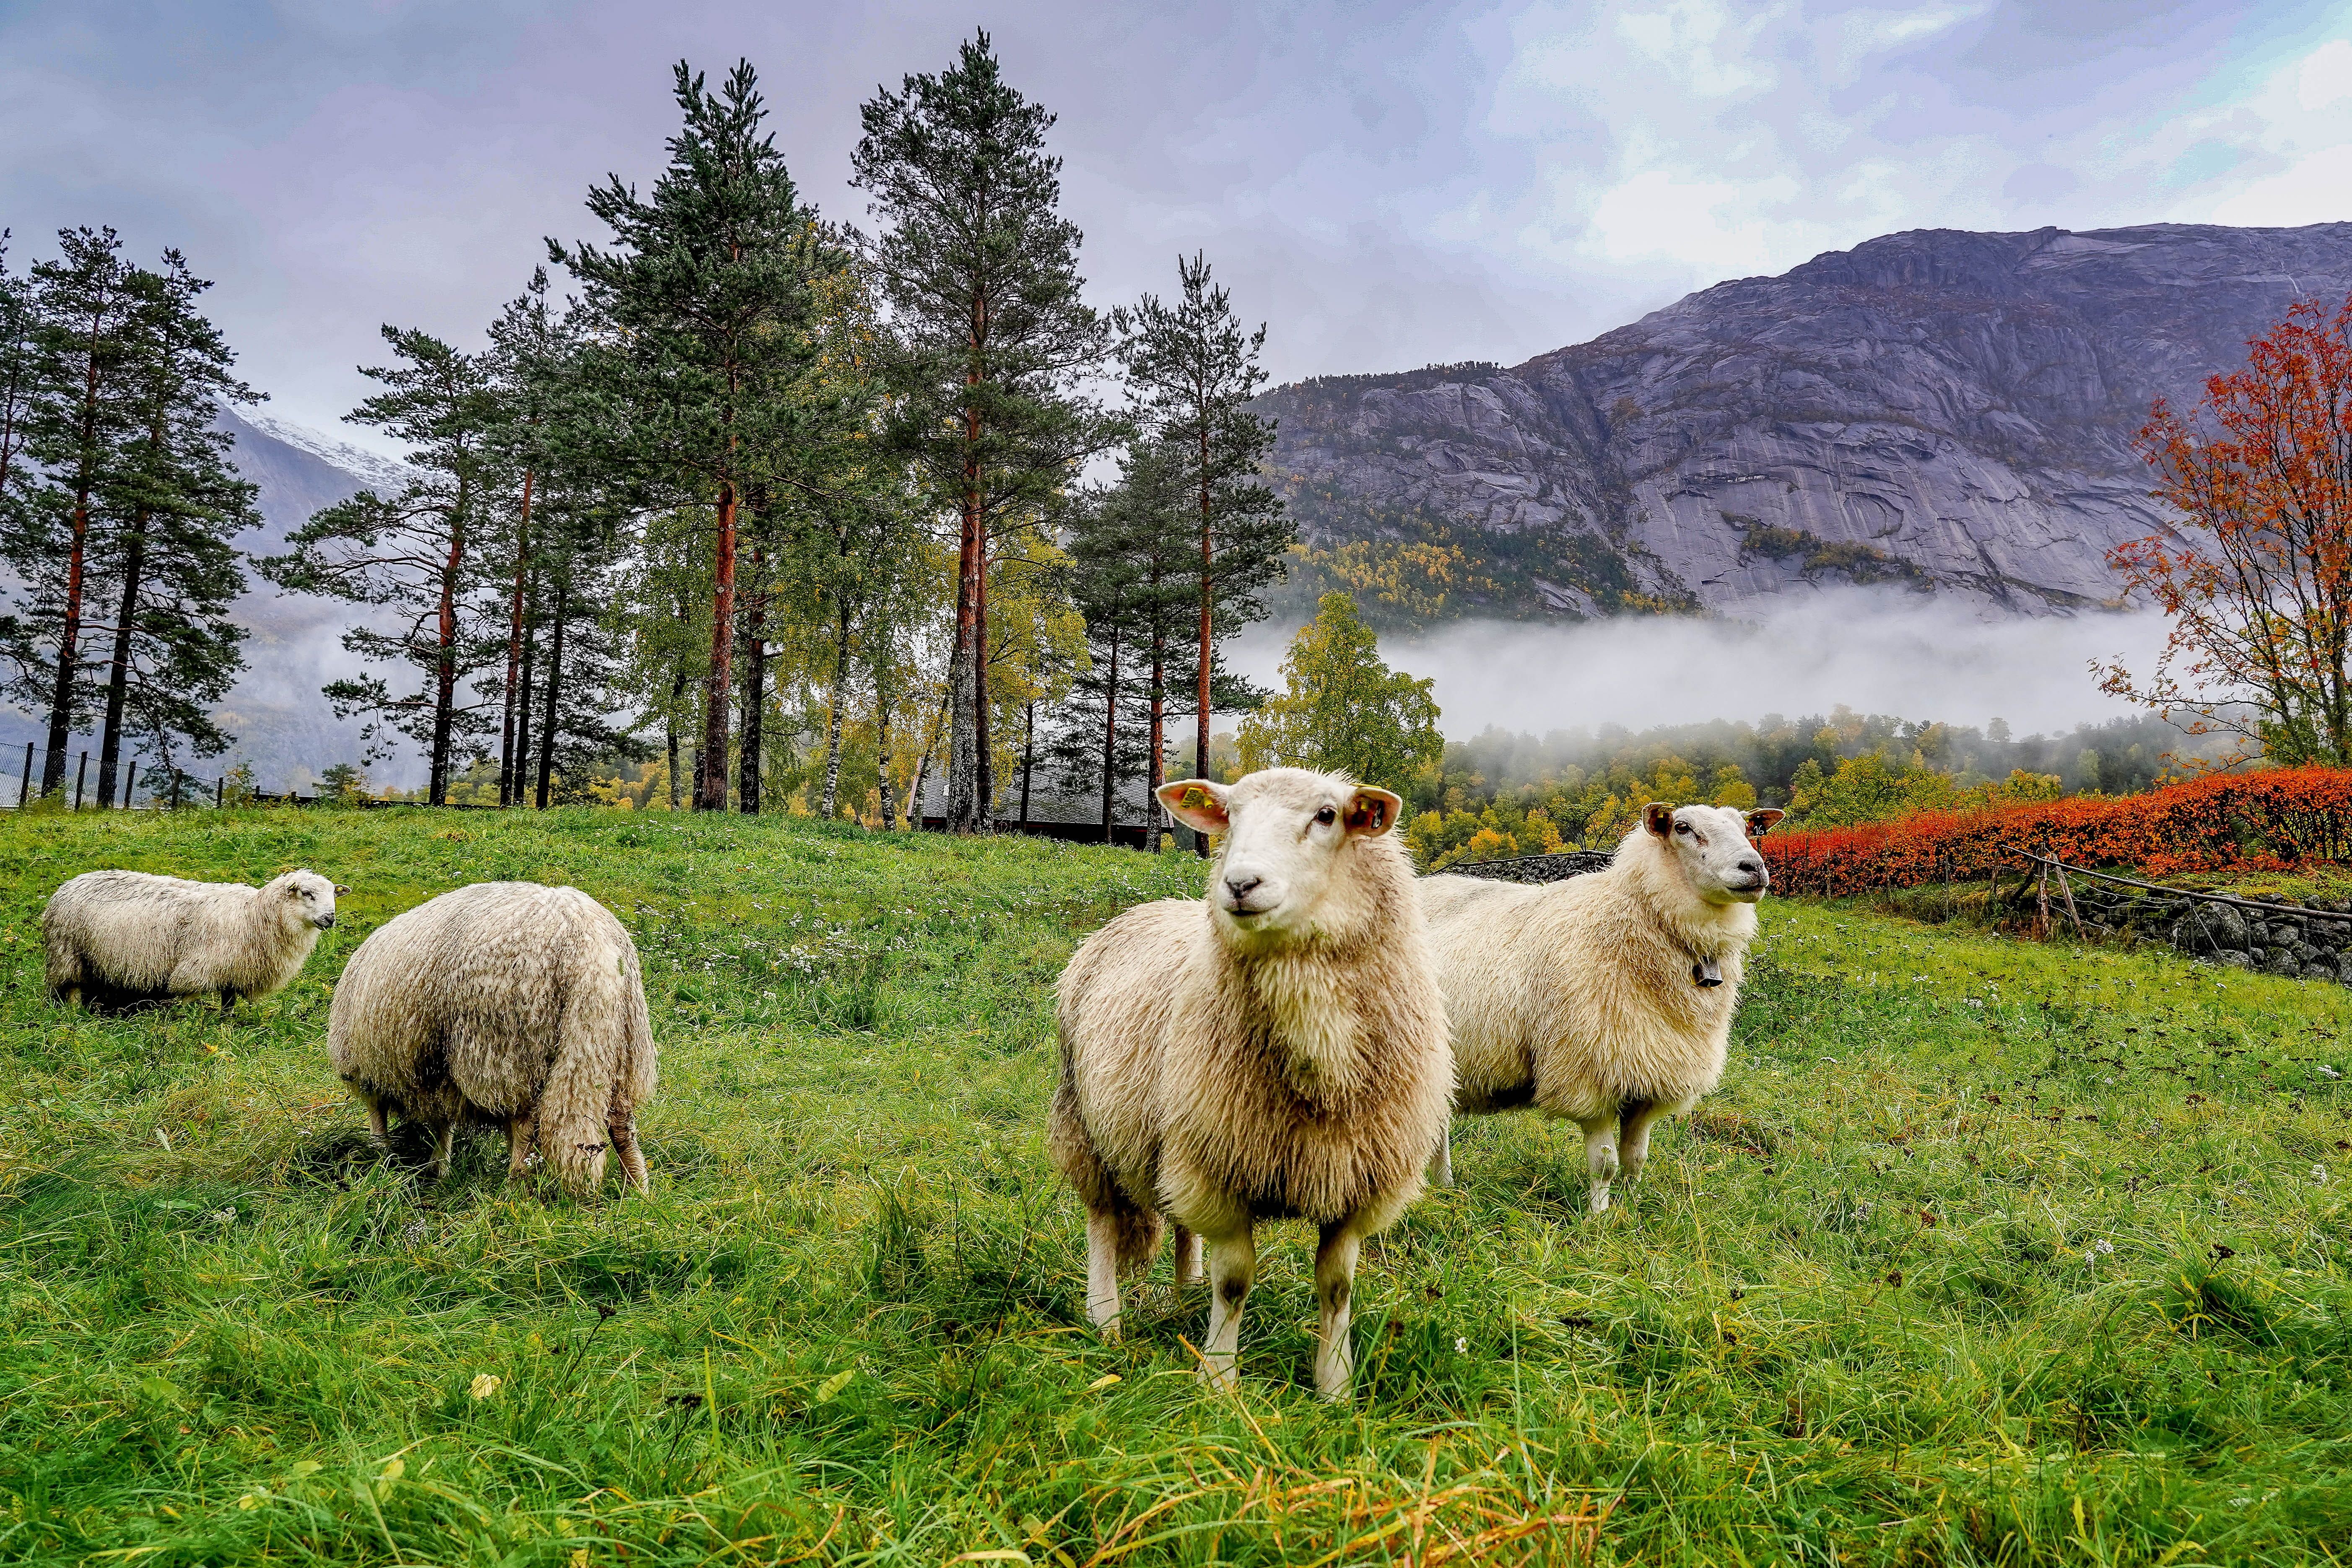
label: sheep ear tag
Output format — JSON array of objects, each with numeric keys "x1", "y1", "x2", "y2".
[
  {"x1": 1692, "y1": 959, "x2": 1724, "y2": 988},
  {"x1": 1158, "y1": 780, "x2": 1230, "y2": 834}
]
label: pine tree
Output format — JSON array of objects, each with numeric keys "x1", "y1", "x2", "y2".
[
  {"x1": 259, "y1": 327, "x2": 499, "y2": 804},
  {"x1": 482, "y1": 267, "x2": 578, "y2": 807},
  {"x1": 2, "y1": 228, "x2": 143, "y2": 797},
  {"x1": 92, "y1": 251, "x2": 259, "y2": 802},
  {"x1": 1114, "y1": 252, "x2": 1289, "y2": 851},
  {"x1": 555, "y1": 59, "x2": 819, "y2": 813},
  {"x1": 851, "y1": 31, "x2": 1114, "y2": 833},
  {"x1": 0, "y1": 232, "x2": 35, "y2": 517}
]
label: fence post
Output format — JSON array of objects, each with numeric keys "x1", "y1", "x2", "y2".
[
  {"x1": 74, "y1": 752, "x2": 88, "y2": 810},
  {"x1": 170, "y1": 769, "x2": 183, "y2": 810},
  {"x1": 215, "y1": 776, "x2": 223, "y2": 808},
  {"x1": 124, "y1": 761, "x2": 138, "y2": 810},
  {"x1": 2033, "y1": 858, "x2": 2051, "y2": 942},
  {"x1": 15, "y1": 743, "x2": 28, "y2": 809}
]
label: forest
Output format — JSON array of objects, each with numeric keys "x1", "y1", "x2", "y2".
[{"x1": 0, "y1": 36, "x2": 1290, "y2": 837}]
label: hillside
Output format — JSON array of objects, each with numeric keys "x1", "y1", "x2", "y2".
[
  {"x1": 1, "y1": 808, "x2": 2343, "y2": 1563},
  {"x1": 1262, "y1": 221, "x2": 2352, "y2": 623}
]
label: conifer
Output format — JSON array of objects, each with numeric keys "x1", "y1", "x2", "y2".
[
  {"x1": 555, "y1": 59, "x2": 818, "y2": 812},
  {"x1": 851, "y1": 31, "x2": 1114, "y2": 832}
]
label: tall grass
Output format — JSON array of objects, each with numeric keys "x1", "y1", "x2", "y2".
[{"x1": 0, "y1": 807, "x2": 2346, "y2": 1564}]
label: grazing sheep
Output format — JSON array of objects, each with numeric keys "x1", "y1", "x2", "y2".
[
  {"x1": 327, "y1": 882, "x2": 656, "y2": 1197},
  {"x1": 1050, "y1": 767, "x2": 1451, "y2": 1399},
  {"x1": 1421, "y1": 803, "x2": 1783, "y2": 1211},
  {"x1": 42, "y1": 869, "x2": 344, "y2": 1011}
]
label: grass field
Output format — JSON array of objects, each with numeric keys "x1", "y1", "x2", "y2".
[{"x1": 2, "y1": 807, "x2": 2348, "y2": 1566}]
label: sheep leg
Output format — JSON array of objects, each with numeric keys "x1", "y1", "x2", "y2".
[
  {"x1": 611, "y1": 1117, "x2": 651, "y2": 1197},
  {"x1": 1171, "y1": 1225, "x2": 1204, "y2": 1290},
  {"x1": 1428, "y1": 1123, "x2": 1454, "y2": 1187},
  {"x1": 1579, "y1": 1116, "x2": 1621, "y2": 1213},
  {"x1": 362, "y1": 1097, "x2": 390, "y2": 1150},
  {"x1": 1617, "y1": 1098, "x2": 1662, "y2": 1187},
  {"x1": 505, "y1": 1112, "x2": 537, "y2": 1182},
  {"x1": 1313, "y1": 1221, "x2": 1363, "y2": 1401},
  {"x1": 1198, "y1": 1225, "x2": 1256, "y2": 1392},
  {"x1": 1085, "y1": 1211, "x2": 1127, "y2": 1341},
  {"x1": 426, "y1": 1121, "x2": 456, "y2": 1183}
]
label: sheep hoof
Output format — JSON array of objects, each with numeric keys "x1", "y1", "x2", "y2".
[
  {"x1": 1588, "y1": 1185, "x2": 1612, "y2": 1214},
  {"x1": 1195, "y1": 1361, "x2": 1239, "y2": 1394}
]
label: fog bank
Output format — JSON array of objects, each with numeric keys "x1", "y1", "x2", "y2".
[{"x1": 1230, "y1": 588, "x2": 2176, "y2": 740}]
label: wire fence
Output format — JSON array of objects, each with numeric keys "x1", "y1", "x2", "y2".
[{"x1": 0, "y1": 742, "x2": 248, "y2": 811}]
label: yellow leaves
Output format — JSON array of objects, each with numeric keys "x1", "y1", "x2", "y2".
[
  {"x1": 814, "y1": 1368, "x2": 854, "y2": 1403},
  {"x1": 469, "y1": 1373, "x2": 502, "y2": 1401}
]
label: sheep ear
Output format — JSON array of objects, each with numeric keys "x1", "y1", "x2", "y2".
[
  {"x1": 1644, "y1": 802, "x2": 1677, "y2": 838},
  {"x1": 334, "y1": 884, "x2": 350, "y2": 894},
  {"x1": 1158, "y1": 780, "x2": 1229, "y2": 835},
  {"x1": 1343, "y1": 787, "x2": 1402, "y2": 837},
  {"x1": 1745, "y1": 809, "x2": 1785, "y2": 836}
]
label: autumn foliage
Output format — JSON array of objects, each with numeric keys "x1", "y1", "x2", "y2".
[
  {"x1": 1759, "y1": 766, "x2": 2352, "y2": 895},
  {"x1": 2102, "y1": 290, "x2": 2352, "y2": 766}
]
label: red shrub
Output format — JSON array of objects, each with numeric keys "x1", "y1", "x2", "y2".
[{"x1": 1758, "y1": 767, "x2": 2352, "y2": 896}]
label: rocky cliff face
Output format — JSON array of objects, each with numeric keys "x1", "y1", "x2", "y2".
[{"x1": 1260, "y1": 222, "x2": 2352, "y2": 622}]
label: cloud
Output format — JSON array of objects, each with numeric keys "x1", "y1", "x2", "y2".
[{"x1": 1230, "y1": 589, "x2": 2176, "y2": 739}]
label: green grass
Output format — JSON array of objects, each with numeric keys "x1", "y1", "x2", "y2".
[{"x1": 1, "y1": 808, "x2": 2347, "y2": 1565}]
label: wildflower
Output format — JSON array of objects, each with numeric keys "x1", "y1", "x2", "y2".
[
  {"x1": 2313, "y1": 1165, "x2": 2329, "y2": 1184},
  {"x1": 1454, "y1": 1337, "x2": 1468, "y2": 1354}
]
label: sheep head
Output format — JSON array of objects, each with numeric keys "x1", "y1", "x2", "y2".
[
  {"x1": 1160, "y1": 768, "x2": 1405, "y2": 945},
  {"x1": 1641, "y1": 803, "x2": 1782, "y2": 906},
  {"x1": 270, "y1": 870, "x2": 342, "y2": 930}
]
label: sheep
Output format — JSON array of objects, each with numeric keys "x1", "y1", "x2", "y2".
[
  {"x1": 42, "y1": 868, "x2": 344, "y2": 1011},
  {"x1": 327, "y1": 881, "x2": 656, "y2": 1197},
  {"x1": 1049, "y1": 766, "x2": 1451, "y2": 1400},
  {"x1": 1420, "y1": 802, "x2": 1783, "y2": 1211}
]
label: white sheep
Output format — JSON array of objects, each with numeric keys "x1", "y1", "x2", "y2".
[
  {"x1": 327, "y1": 881, "x2": 656, "y2": 1197},
  {"x1": 42, "y1": 868, "x2": 343, "y2": 1011},
  {"x1": 1421, "y1": 802, "x2": 1782, "y2": 1211},
  {"x1": 1050, "y1": 767, "x2": 1451, "y2": 1399}
]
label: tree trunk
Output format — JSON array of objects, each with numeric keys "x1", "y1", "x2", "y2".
[
  {"x1": 96, "y1": 511, "x2": 148, "y2": 807},
  {"x1": 1100, "y1": 623, "x2": 1121, "y2": 844},
  {"x1": 737, "y1": 543, "x2": 766, "y2": 815},
  {"x1": 697, "y1": 480, "x2": 737, "y2": 811},
  {"x1": 40, "y1": 299, "x2": 112, "y2": 799},
  {"x1": 820, "y1": 598, "x2": 850, "y2": 818},
  {"x1": 535, "y1": 573, "x2": 567, "y2": 809},
  {"x1": 1149, "y1": 616, "x2": 1166, "y2": 855},
  {"x1": 427, "y1": 473, "x2": 470, "y2": 806},
  {"x1": 1196, "y1": 422, "x2": 1213, "y2": 856},
  {"x1": 496, "y1": 469, "x2": 534, "y2": 807},
  {"x1": 1019, "y1": 699, "x2": 1035, "y2": 829},
  {"x1": 514, "y1": 571, "x2": 537, "y2": 807},
  {"x1": 875, "y1": 656, "x2": 897, "y2": 828},
  {"x1": 665, "y1": 657, "x2": 686, "y2": 810},
  {"x1": 948, "y1": 426, "x2": 985, "y2": 832}
]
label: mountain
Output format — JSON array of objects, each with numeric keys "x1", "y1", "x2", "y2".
[
  {"x1": 1259, "y1": 221, "x2": 2352, "y2": 623},
  {"x1": 0, "y1": 408, "x2": 419, "y2": 791},
  {"x1": 203, "y1": 407, "x2": 423, "y2": 789}
]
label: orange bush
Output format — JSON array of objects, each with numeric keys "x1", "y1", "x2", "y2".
[{"x1": 1758, "y1": 767, "x2": 2352, "y2": 896}]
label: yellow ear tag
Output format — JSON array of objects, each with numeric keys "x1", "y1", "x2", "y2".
[{"x1": 1184, "y1": 787, "x2": 1207, "y2": 809}]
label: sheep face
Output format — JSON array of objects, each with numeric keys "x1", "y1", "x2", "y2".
[
  {"x1": 1159, "y1": 768, "x2": 1404, "y2": 941},
  {"x1": 1642, "y1": 804, "x2": 1783, "y2": 905},
  {"x1": 270, "y1": 870, "x2": 342, "y2": 931}
]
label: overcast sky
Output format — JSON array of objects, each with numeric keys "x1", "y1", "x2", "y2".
[{"x1": 4, "y1": 0, "x2": 2348, "y2": 447}]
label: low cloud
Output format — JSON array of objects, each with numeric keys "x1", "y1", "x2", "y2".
[{"x1": 1231, "y1": 587, "x2": 2178, "y2": 740}]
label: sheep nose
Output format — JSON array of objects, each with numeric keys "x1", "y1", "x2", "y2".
[
  {"x1": 319, "y1": 914, "x2": 337, "y2": 928},
  {"x1": 1738, "y1": 857, "x2": 1765, "y2": 878},
  {"x1": 1224, "y1": 874, "x2": 1262, "y2": 904}
]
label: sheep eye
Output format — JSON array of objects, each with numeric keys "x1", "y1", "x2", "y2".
[
  {"x1": 1674, "y1": 821, "x2": 1690, "y2": 834},
  {"x1": 1314, "y1": 807, "x2": 1337, "y2": 826}
]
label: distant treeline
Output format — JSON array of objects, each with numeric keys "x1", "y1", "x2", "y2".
[{"x1": 1396, "y1": 707, "x2": 2212, "y2": 869}]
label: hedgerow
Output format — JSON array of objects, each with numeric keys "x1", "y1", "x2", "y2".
[{"x1": 1760, "y1": 766, "x2": 2352, "y2": 894}]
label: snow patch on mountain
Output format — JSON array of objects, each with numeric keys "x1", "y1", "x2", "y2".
[{"x1": 241, "y1": 412, "x2": 418, "y2": 497}]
